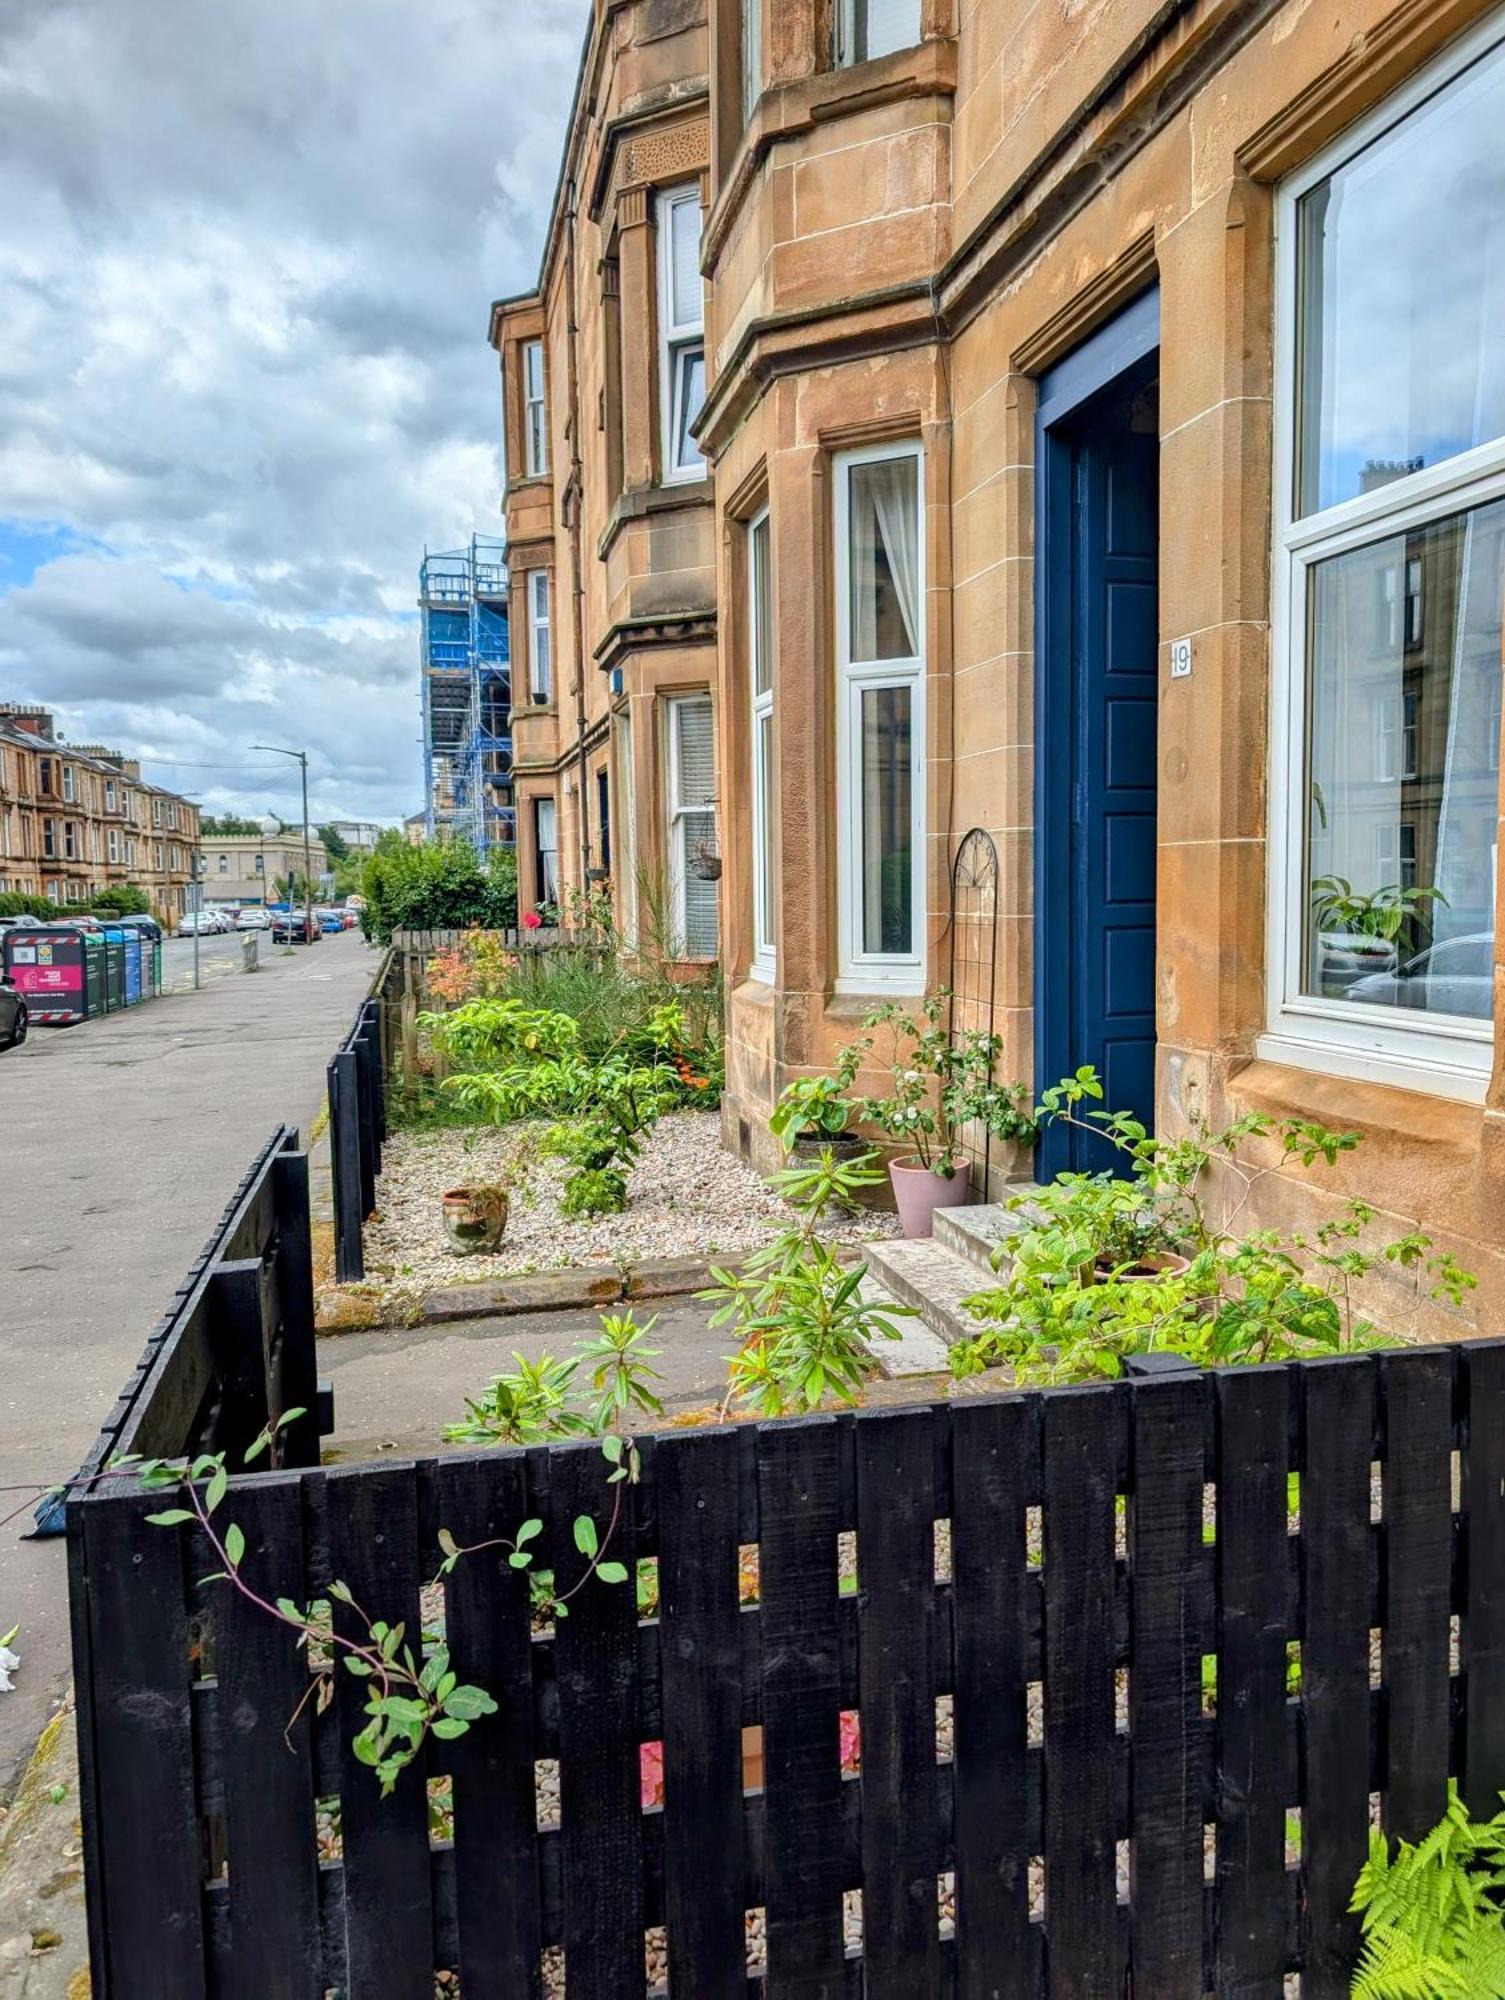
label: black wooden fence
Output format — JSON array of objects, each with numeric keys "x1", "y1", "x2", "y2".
[
  {"x1": 67, "y1": 1341, "x2": 1505, "y2": 1998},
  {"x1": 328, "y1": 990, "x2": 387, "y2": 1282}
]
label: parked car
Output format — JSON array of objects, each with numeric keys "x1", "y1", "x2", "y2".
[
  {"x1": 116, "y1": 914, "x2": 163, "y2": 943},
  {"x1": 178, "y1": 910, "x2": 216, "y2": 937},
  {"x1": 0, "y1": 971, "x2": 27, "y2": 1051},
  {"x1": 235, "y1": 907, "x2": 272, "y2": 930},
  {"x1": 317, "y1": 908, "x2": 345, "y2": 934},
  {"x1": 1346, "y1": 930, "x2": 1493, "y2": 1019},
  {"x1": 270, "y1": 910, "x2": 319, "y2": 944}
]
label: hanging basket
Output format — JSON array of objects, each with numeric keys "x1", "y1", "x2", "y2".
[{"x1": 690, "y1": 839, "x2": 722, "y2": 882}]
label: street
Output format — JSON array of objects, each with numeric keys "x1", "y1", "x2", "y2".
[{"x1": 0, "y1": 928, "x2": 377, "y2": 1794}]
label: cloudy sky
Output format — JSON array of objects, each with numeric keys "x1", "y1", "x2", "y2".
[{"x1": 0, "y1": 0, "x2": 584, "y2": 826}]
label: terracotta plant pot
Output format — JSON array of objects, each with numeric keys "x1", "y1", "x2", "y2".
[
  {"x1": 1090, "y1": 1249, "x2": 1190, "y2": 1283},
  {"x1": 441, "y1": 1185, "x2": 509, "y2": 1253},
  {"x1": 889, "y1": 1158, "x2": 972, "y2": 1239}
]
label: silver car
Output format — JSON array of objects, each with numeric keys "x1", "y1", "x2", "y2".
[{"x1": 1346, "y1": 931, "x2": 1494, "y2": 1019}]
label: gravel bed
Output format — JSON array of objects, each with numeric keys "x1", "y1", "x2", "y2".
[{"x1": 361, "y1": 1111, "x2": 897, "y2": 1289}]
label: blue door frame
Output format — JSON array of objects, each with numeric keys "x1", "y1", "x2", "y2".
[{"x1": 1034, "y1": 289, "x2": 1161, "y2": 1181}]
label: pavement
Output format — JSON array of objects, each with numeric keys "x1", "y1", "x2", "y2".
[{"x1": 0, "y1": 928, "x2": 377, "y2": 1800}]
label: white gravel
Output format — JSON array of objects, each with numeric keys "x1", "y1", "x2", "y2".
[{"x1": 360, "y1": 1111, "x2": 897, "y2": 1288}]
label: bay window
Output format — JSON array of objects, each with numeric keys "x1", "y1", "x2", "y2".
[
  {"x1": 749, "y1": 508, "x2": 775, "y2": 979},
  {"x1": 1266, "y1": 22, "x2": 1505, "y2": 1098},
  {"x1": 835, "y1": 442, "x2": 925, "y2": 991},
  {"x1": 523, "y1": 340, "x2": 547, "y2": 478},
  {"x1": 667, "y1": 694, "x2": 718, "y2": 958},
  {"x1": 657, "y1": 187, "x2": 705, "y2": 483},
  {"x1": 528, "y1": 569, "x2": 552, "y2": 703},
  {"x1": 835, "y1": 0, "x2": 920, "y2": 66}
]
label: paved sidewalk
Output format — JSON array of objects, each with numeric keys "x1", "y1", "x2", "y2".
[{"x1": 0, "y1": 932, "x2": 377, "y2": 1799}]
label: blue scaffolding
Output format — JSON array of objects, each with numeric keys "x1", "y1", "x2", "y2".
[{"x1": 419, "y1": 535, "x2": 515, "y2": 854}]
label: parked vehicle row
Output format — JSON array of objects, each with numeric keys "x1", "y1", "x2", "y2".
[{"x1": 177, "y1": 905, "x2": 358, "y2": 940}]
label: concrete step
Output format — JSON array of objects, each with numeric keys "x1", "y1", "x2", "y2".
[
  {"x1": 856, "y1": 1269, "x2": 954, "y2": 1378},
  {"x1": 862, "y1": 1236, "x2": 993, "y2": 1355},
  {"x1": 932, "y1": 1185, "x2": 1050, "y2": 1275}
]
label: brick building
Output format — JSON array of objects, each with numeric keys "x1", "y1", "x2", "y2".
[
  {"x1": 504, "y1": 0, "x2": 1505, "y2": 1332},
  {"x1": 0, "y1": 707, "x2": 200, "y2": 922}
]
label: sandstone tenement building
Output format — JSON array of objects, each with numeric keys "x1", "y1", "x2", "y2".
[{"x1": 494, "y1": 0, "x2": 1505, "y2": 1334}]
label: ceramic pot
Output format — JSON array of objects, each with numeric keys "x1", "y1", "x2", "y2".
[
  {"x1": 791, "y1": 1132, "x2": 870, "y2": 1167},
  {"x1": 1090, "y1": 1249, "x2": 1191, "y2": 1283},
  {"x1": 441, "y1": 1185, "x2": 509, "y2": 1253},
  {"x1": 889, "y1": 1158, "x2": 972, "y2": 1239}
]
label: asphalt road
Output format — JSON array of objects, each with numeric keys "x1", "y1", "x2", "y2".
[{"x1": 0, "y1": 928, "x2": 378, "y2": 1796}]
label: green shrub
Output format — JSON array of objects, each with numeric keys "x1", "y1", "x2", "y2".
[
  {"x1": 359, "y1": 833, "x2": 515, "y2": 944},
  {"x1": 560, "y1": 1168, "x2": 628, "y2": 1217},
  {"x1": 0, "y1": 892, "x2": 54, "y2": 920},
  {"x1": 92, "y1": 884, "x2": 152, "y2": 916}
]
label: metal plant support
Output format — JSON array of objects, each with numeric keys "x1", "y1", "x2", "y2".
[{"x1": 945, "y1": 826, "x2": 1001, "y2": 1193}]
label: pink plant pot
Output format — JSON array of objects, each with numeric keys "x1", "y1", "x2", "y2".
[{"x1": 889, "y1": 1159, "x2": 973, "y2": 1239}]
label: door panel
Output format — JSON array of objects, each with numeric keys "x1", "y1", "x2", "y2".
[{"x1": 1038, "y1": 369, "x2": 1159, "y2": 1178}]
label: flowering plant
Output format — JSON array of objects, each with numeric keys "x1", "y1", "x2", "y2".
[
  {"x1": 521, "y1": 910, "x2": 543, "y2": 931},
  {"x1": 838, "y1": 989, "x2": 1036, "y2": 1178}
]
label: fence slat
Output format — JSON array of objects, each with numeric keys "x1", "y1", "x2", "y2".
[
  {"x1": 271, "y1": 1147, "x2": 321, "y2": 1468},
  {"x1": 1462, "y1": 1341, "x2": 1505, "y2": 1815},
  {"x1": 1128, "y1": 1371, "x2": 1207, "y2": 1997},
  {"x1": 657, "y1": 1428, "x2": 747, "y2": 2000},
  {"x1": 1381, "y1": 1347, "x2": 1454, "y2": 1841},
  {"x1": 82, "y1": 1492, "x2": 206, "y2": 1999},
  {"x1": 951, "y1": 1396, "x2": 1037, "y2": 1999},
  {"x1": 1213, "y1": 1365, "x2": 1292, "y2": 1999},
  {"x1": 552, "y1": 1439, "x2": 645, "y2": 1995},
  {"x1": 758, "y1": 1417, "x2": 847, "y2": 1997},
  {"x1": 326, "y1": 1463, "x2": 434, "y2": 1999},
  {"x1": 331, "y1": 1049, "x2": 365, "y2": 1281},
  {"x1": 217, "y1": 1475, "x2": 323, "y2": 2000},
  {"x1": 855, "y1": 1407, "x2": 941, "y2": 1996},
  {"x1": 1041, "y1": 1386, "x2": 1124, "y2": 2000},
  {"x1": 1301, "y1": 1356, "x2": 1377, "y2": 1998},
  {"x1": 432, "y1": 1452, "x2": 543, "y2": 1997}
]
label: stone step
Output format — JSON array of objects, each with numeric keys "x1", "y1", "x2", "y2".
[
  {"x1": 932, "y1": 1185, "x2": 1050, "y2": 1274},
  {"x1": 862, "y1": 1236, "x2": 992, "y2": 1354},
  {"x1": 855, "y1": 1269, "x2": 954, "y2": 1378}
]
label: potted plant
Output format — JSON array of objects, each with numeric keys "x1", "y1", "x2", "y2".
[
  {"x1": 838, "y1": 991, "x2": 1036, "y2": 1238},
  {"x1": 1310, "y1": 876, "x2": 1447, "y2": 996},
  {"x1": 1014, "y1": 1171, "x2": 1185, "y2": 1283},
  {"x1": 440, "y1": 1181, "x2": 510, "y2": 1253},
  {"x1": 768, "y1": 1075, "x2": 867, "y2": 1163}
]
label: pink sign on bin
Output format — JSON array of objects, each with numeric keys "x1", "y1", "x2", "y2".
[{"x1": 6, "y1": 937, "x2": 86, "y2": 1023}]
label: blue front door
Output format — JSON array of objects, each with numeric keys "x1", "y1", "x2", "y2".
[{"x1": 1037, "y1": 338, "x2": 1160, "y2": 1179}]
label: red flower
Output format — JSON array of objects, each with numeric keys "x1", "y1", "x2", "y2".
[{"x1": 522, "y1": 910, "x2": 543, "y2": 930}]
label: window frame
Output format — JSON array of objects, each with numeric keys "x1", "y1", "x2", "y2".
[
  {"x1": 534, "y1": 796, "x2": 559, "y2": 910},
  {"x1": 522, "y1": 339, "x2": 548, "y2": 479},
  {"x1": 656, "y1": 185, "x2": 705, "y2": 486},
  {"x1": 616, "y1": 707, "x2": 639, "y2": 948},
  {"x1": 1264, "y1": 15, "x2": 1505, "y2": 1103},
  {"x1": 528, "y1": 568, "x2": 552, "y2": 704},
  {"x1": 748, "y1": 507, "x2": 776, "y2": 981},
  {"x1": 833, "y1": 438, "x2": 927, "y2": 995},
  {"x1": 741, "y1": 0, "x2": 762, "y2": 124},
  {"x1": 834, "y1": 0, "x2": 922, "y2": 68},
  {"x1": 666, "y1": 692, "x2": 718, "y2": 959}
]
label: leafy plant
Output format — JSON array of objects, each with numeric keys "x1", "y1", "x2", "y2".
[
  {"x1": 561, "y1": 1167, "x2": 628, "y2": 1217},
  {"x1": 769, "y1": 1075, "x2": 853, "y2": 1151},
  {"x1": 1350, "y1": 1784, "x2": 1505, "y2": 1998},
  {"x1": 574, "y1": 1311, "x2": 665, "y2": 1432},
  {"x1": 953, "y1": 1068, "x2": 1476, "y2": 1386},
  {"x1": 424, "y1": 931, "x2": 520, "y2": 1007},
  {"x1": 358, "y1": 831, "x2": 516, "y2": 944},
  {"x1": 701, "y1": 1146, "x2": 914, "y2": 1416},
  {"x1": 838, "y1": 989, "x2": 1036, "y2": 1177},
  {"x1": 443, "y1": 1351, "x2": 592, "y2": 1447},
  {"x1": 1311, "y1": 875, "x2": 1448, "y2": 946},
  {"x1": 422, "y1": 998, "x2": 580, "y2": 1072}
]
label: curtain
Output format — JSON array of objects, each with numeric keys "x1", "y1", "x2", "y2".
[{"x1": 853, "y1": 457, "x2": 919, "y2": 660}]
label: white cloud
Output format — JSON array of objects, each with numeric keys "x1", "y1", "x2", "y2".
[{"x1": 0, "y1": 0, "x2": 584, "y2": 821}]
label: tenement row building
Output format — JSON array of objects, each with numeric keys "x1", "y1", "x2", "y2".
[
  {"x1": 494, "y1": 0, "x2": 1505, "y2": 1332},
  {"x1": 0, "y1": 706, "x2": 201, "y2": 922}
]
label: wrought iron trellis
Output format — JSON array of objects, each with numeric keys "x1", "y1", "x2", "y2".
[{"x1": 945, "y1": 827, "x2": 1002, "y2": 1194}]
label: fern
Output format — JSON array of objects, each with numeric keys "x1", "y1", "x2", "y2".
[{"x1": 1351, "y1": 1786, "x2": 1505, "y2": 1998}]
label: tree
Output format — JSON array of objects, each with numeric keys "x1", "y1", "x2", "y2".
[
  {"x1": 200, "y1": 814, "x2": 267, "y2": 837},
  {"x1": 318, "y1": 823, "x2": 352, "y2": 865},
  {"x1": 358, "y1": 833, "x2": 517, "y2": 943}
]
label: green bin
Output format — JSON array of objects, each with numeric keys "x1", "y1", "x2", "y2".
[{"x1": 102, "y1": 936, "x2": 125, "y2": 1012}]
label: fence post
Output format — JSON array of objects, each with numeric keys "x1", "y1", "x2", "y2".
[
  {"x1": 331, "y1": 1048, "x2": 365, "y2": 1282},
  {"x1": 208, "y1": 1258, "x2": 273, "y2": 1465},
  {"x1": 272, "y1": 1145, "x2": 321, "y2": 1468},
  {"x1": 353, "y1": 1021, "x2": 377, "y2": 1217}
]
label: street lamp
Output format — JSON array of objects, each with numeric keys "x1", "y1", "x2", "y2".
[{"x1": 253, "y1": 745, "x2": 314, "y2": 944}]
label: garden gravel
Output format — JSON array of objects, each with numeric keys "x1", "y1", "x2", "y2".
[{"x1": 361, "y1": 1111, "x2": 898, "y2": 1290}]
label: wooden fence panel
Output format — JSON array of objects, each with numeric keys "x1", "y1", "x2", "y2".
[{"x1": 69, "y1": 1351, "x2": 1505, "y2": 1999}]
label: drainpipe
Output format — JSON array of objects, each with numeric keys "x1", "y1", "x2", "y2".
[{"x1": 563, "y1": 173, "x2": 591, "y2": 901}]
